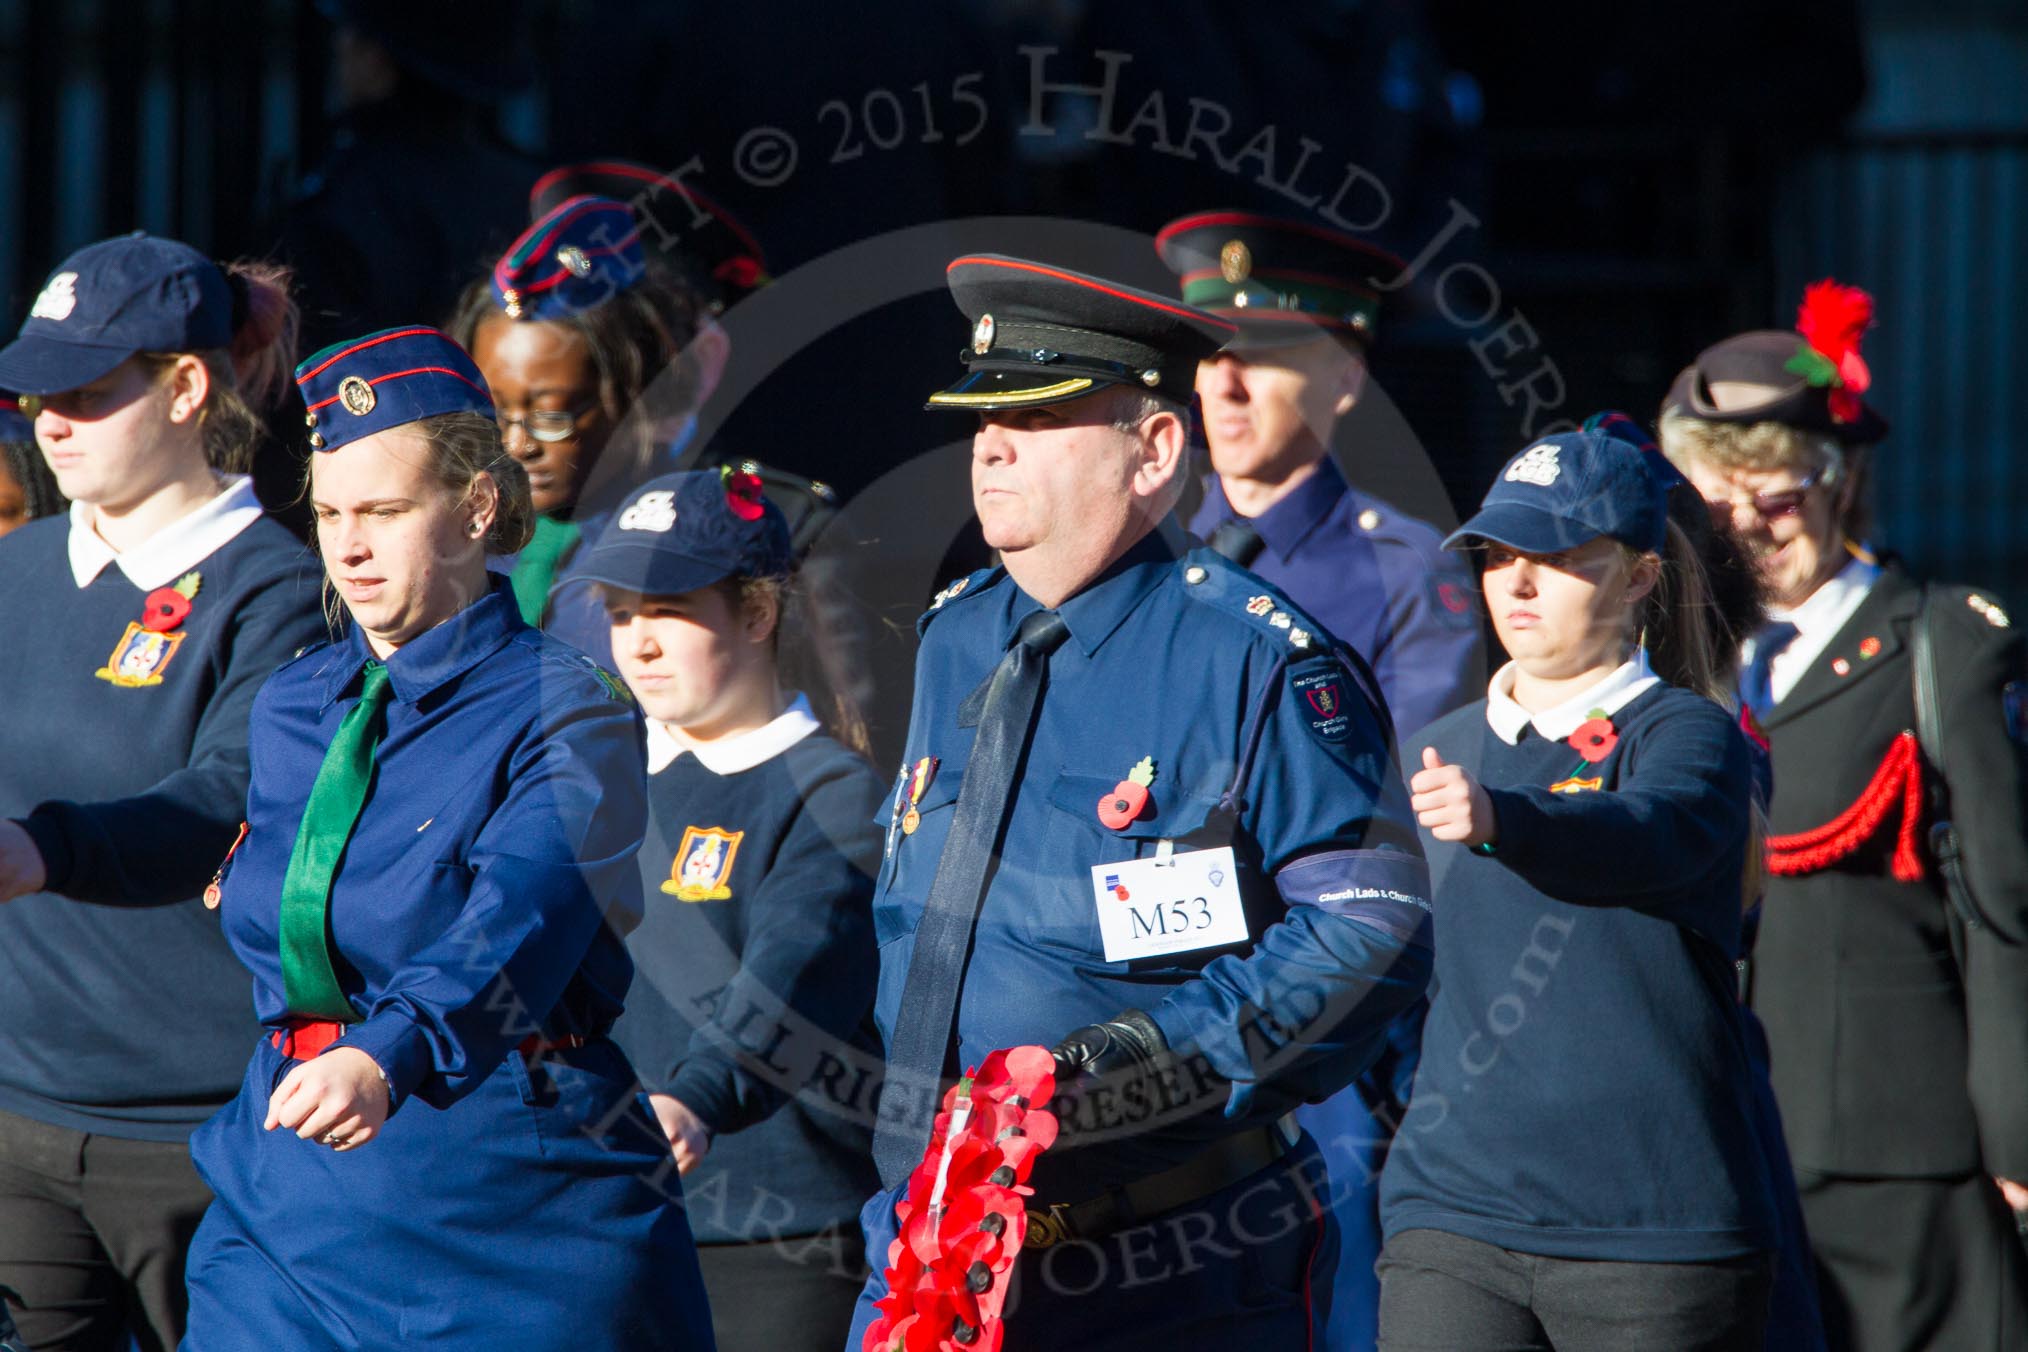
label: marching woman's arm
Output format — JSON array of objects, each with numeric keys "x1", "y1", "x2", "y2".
[
  {"x1": 3, "y1": 570, "x2": 326, "y2": 905},
  {"x1": 336, "y1": 680, "x2": 647, "y2": 1113},
  {"x1": 1462, "y1": 699, "x2": 1751, "y2": 920}
]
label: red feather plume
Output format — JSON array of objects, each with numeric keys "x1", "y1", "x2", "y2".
[{"x1": 1795, "y1": 279, "x2": 1875, "y2": 423}]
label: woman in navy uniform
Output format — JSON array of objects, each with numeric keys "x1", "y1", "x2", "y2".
[
  {"x1": 446, "y1": 193, "x2": 716, "y2": 666},
  {"x1": 576, "y1": 469, "x2": 884, "y2": 1350},
  {"x1": 181, "y1": 327, "x2": 713, "y2": 1350},
  {"x1": 0, "y1": 233, "x2": 320, "y2": 1352},
  {"x1": 1380, "y1": 429, "x2": 1783, "y2": 1351}
]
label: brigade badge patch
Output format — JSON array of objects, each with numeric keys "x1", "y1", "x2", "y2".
[
  {"x1": 1292, "y1": 667, "x2": 1351, "y2": 743},
  {"x1": 96, "y1": 571, "x2": 201, "y2": 687},
  {"x1": 664, "y1": 826, "x2": 743, "y2": 901},
  {"x1": 95, "y1": 623, "x2": 186, "y2": 687}
]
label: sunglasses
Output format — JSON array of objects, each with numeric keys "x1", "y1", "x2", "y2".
[{"x1": 1707, "y1": 468, "x2": 1826, "y2": 523}]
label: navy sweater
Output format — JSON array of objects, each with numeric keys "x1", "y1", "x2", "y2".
[
  {"x1": 1380, "y1": 683, "x2": 1777, "y2": 1262},
  {"x1": 611, "y1": 727, "x2": 885, "y2": 1244},
  {"x1": 0, "y1": 514, "x2": 326, "y2": 1139}
]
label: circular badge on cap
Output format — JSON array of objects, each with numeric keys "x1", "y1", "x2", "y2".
[
  {"x1": 556, "y1": 245, "x2": 592, "y2": 278},
  {"x1": 972, "y1": 313, "x2": 995, "y2": 356},
  {"x1": 1219, "y1": 239, "x2": 1252, "y2": 284},
  {"x1": 338, "y1": 376, "x2": 377, "y2": 416}
]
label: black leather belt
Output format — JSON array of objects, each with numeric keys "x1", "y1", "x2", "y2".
[{"x1": 1023, "y1": 1117, "x2": 1301, "y2": 1250}]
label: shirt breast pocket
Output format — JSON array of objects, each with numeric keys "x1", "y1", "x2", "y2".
[
  {"x1": 1031, "y1": 771, "x2": 1239, "y2": 966},
  {"x1": 872, "y1": 778, "x2": 962, "y2": 948}
]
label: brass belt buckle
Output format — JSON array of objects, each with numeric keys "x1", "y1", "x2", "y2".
[{"x1": 1023, "y1": 1202, "x2": 1076, "y2": 1251}]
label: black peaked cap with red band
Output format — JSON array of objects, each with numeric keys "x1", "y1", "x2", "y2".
[
  {"x1": 1155, "y1": 209, "x2": 1403, "y2": 350},
  {"x1": 928, "y1": 254, "x2": 1234, "y2": 412},
  {"x1": 529, "y1": 159, "x2": 769, "y2": 313}
]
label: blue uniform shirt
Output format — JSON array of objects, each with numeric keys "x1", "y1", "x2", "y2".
[
  {"x1": 216, "y1": 577, "x2": 647, "y2": 1112},
  {"x1": 871, "y1": 521, "x2": 1433, "y2": 1197},
  {"x1": 1190, "y1": 457, "x2": 1483, "y2": 738}
]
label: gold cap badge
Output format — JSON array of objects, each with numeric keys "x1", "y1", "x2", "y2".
[
  {"x1": 972, "y1": 313, "x2": 996, "y2": 356},
  {"x1": 338, "y1": 376, "x2": 377, "y2": 416},
  {"x1": 1219, "y1": 239, "x2": 1252, "y2": 284},
  {"x1": 556, "y1": 245, "x2": 591, "y2": 278}
]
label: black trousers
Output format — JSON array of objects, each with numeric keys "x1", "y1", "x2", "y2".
[
  {"x1": 1797, "y1": 1170, "x2": 2028, "y2": 1352},
  {"x1": 1377, "y1": 1227, "x2": 1774, "y2": 1352},
  {"x1": 0, "y1": 1107, "x2": 212, "y2": 1352},
  {"x1": 697, "y1": 1221, "x2": 867, "y2": 1352}
]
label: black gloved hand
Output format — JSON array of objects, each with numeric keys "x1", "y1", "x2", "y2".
[{"x1": 1050, "y1": 1008, "x2": 1167, "y2": 1083}]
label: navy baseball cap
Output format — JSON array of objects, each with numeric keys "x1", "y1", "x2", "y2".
[
  {"x1": 573, "y1": 469, "x2": 792, "y2": 598},
  {"x1": 1445, "y1": 429, "x2": 1673, "y2": 555},
  {"x1": 0, "y1": 233, "x2": 232, "y2": 396},
  {"x1": 296, "y1": 326, "x2": 494, "y2": 452}
]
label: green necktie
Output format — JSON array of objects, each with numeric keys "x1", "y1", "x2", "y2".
[
  {"x1": 277, "y1": 661, "x2": 393, "y2": 1020},
  {"x1": 509, "y1": 516, "x2": 582, "y2": 627}
]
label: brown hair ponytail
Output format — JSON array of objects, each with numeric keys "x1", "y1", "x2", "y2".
[{"x1": 139, "y1": 258, "x2": 301, "y2": 475}]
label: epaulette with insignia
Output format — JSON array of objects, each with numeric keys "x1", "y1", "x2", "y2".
[
  {"x1": 917, "y1": 566, "x2": 1002, "y2": 636},
  {"x1": 1177, "y1": 549, "x2": 1327, "y2": 655},
  {"x1": 1967, "y1": 592, "x2": 2012, "y2": 629}
]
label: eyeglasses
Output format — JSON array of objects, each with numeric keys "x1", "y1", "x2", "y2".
[
  {"x1": 1707, "y1": 468, "x2": 1827, "y2": 523},
  {"x1": 497, "y1": 402, "x2": 598, "y2": 444}
]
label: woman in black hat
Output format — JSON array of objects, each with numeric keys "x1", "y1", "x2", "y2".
[
  {"x1": 0, "y1": 234, "x2": 322, "y2": 1352},
  {"x1": 1660, "y1": 282, "x2": 2028, "y2": 1352},
  {"x1": 1378, "y1": 429, "x2": 1781, "y2": 1351}
]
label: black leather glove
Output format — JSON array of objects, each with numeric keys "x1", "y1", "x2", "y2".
[{"x1": 1050, "y1": 1008, "x2": 1167, "y2": 1083}]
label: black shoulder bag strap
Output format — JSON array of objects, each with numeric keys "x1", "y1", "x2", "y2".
[{"x1": 1911, "y1": 585, "x2": 1988, "y2": 933}]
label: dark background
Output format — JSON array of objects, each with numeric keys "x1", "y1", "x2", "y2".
[{"x1": 2, "y1": 0, "x2": 2021, "y2": 750}]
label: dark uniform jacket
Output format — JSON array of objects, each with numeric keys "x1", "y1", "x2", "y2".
[{"x1": 1749, "y1": 563, "x2": 2028, "y2": 1182}]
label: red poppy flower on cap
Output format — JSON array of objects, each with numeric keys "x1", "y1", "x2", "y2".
[{"x1": 722, "y1": 468, "x2": 766, "y2": 522}]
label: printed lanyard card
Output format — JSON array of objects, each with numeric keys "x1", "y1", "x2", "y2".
[{"x1": 1091, "y1": 844, "x2": 1248, "y2": 962}]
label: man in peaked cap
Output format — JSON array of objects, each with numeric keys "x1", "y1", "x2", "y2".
[
  {"x1": 1158, "y1": 210, "x2": 1482, "y2": 1352},
  {"x1": 1659, "y1": 283, "x2": 2028, "y2": 1352},
  {"x1": 848, "y1": 253, "x2": 1433, "y2": 1349}
]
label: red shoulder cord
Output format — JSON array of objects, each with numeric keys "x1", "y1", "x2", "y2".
[{"x1": 1766, "y1": 731, "x2": 1925, "y2": 882}]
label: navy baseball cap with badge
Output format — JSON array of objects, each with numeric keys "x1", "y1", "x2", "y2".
[
  {"x1": 572, "y1": 469, "x2": 792, "y2": 598},
  {"x1": 295, "y1": 326, "x2": 494, "y2": 451},
  {"x1": 1154, "y1": 209, "x2": 1402, "y2": 350},
  {"x1": 0, "y1": 232, "x2": 232, "y2": 396},
  {"x1": 1444, "y1": 428, "x2": 1677, "y2": 555},
  {"x1": 927, "y1": 254, "x2": 1234, "y2": 411}
]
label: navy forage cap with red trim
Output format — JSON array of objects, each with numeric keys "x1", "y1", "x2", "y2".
[
  {"x1": 296, "y1": 326, "x2": 493, "y2": 453},
  {"x1": 1663, "y1": 279, "x2": 1889, "y2": 444},
  {"x1": 528, "y1": 159, "x2": 770, "y2": 313},
  {"x1": 928, "y1": 254, "x2": 1234, "y2": 411},
  {"x1": 1155, "y1": 210, "x2": 1402, "y2": 349},
  {"x1": 492, "y1": 195, "x2": 646, "y2": 322}
]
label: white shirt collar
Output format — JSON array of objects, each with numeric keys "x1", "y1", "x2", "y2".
[
  {"x1": 1769, "y1": 551, "x2": 1880, "y2": 634},
  {"x1": 646, "y1": 692, "x2": 820, "y2": 775},
  {"x1": 67, "y1": 475, "x2": 265, "y2": 590},
  {"x1": 1485, "y1": 650, "x2": 1661, "y2": 746}
]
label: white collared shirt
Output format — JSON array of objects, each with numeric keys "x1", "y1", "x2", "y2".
[
  {"x1": 1743, "y1": 552, "x2": 1880, "y2": 705},
  {"x1": 646, "y1": 692, "x2": 820, "y2": 775},
  {"x1": 67, "y1": 475, "x2": 265, "y2": 590},
  {"x1": 1485, "y1": 650, "x2": 1661, "y2": 746}
]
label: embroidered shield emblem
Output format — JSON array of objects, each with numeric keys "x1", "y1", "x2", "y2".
[
  {"x1": 663, "y1": 826, "x2": 744, "y2": 901},
  {"x1": 95, "y1": 622, "x2": 185, "y2": 688}
]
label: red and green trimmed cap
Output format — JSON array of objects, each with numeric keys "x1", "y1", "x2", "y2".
[
  {"x1": 529, "y1": 159, "x2": 770, "y2": 313},
  {"x1": 928, "y1": 254, "x2": 1234, "y2": 411},
  {"x1": 296, "y1": 326, "x2": 493, "y2": 453},
  {"x1": 491, "y1": 195, "x2": 645, "y2": 323},
  {"x1": 1154, "y1": 210, "x2": 1402, "y2": 350}
]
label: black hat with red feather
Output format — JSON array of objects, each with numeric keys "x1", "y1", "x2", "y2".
[{"x1": 1663, "y1": 280, "x2": 1889, "y2": 443}]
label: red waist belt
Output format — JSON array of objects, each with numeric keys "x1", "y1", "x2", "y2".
[
  {"x1": 1767, "y1": 730, "x2": 1926, "y2": 882},
  {"x1": 269, "y1": 1019, "x2": 589, "y2": 1061}
]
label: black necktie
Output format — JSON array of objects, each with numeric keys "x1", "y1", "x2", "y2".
[
  {"x1": 872, "y1": 608, "x2": 1071, "y2": 1186},
  {"x1": 1206, "y1": 517, "x2": 1265, "y2": 568},
  {"x1": 1740, "y1": 620, "x2": 1800, "y2": 716}
]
